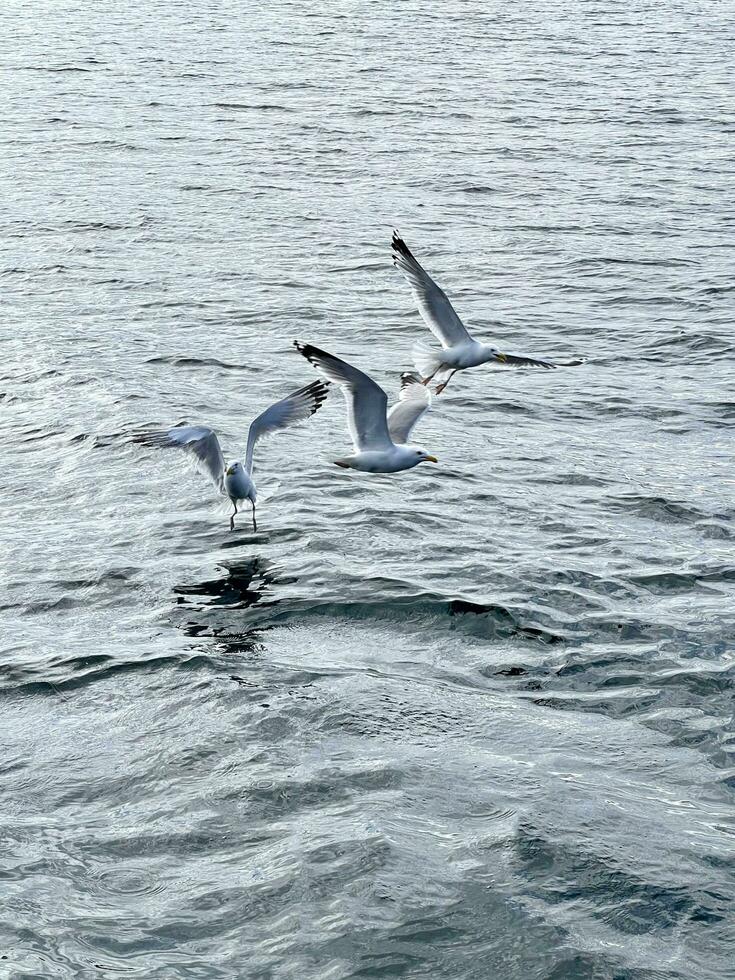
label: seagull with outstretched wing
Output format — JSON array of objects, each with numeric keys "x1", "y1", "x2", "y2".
[
  {"x1": 392, "y1": 231, "x2": 581, "y2": 394},
  {"x1": 134, "y1": 379, "x2": 329, "y2": 531},
  {"x1": 295, "y1": 342, "x2": 437, "y2": 473}
]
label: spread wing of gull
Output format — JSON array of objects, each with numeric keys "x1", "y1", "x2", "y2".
[
  {"x1": 133, "y1": 425, "x2": 226, "y2": 492},
  {"x1": 496, "y1": 352, "x2": 556, "y2": 369},
  {"x1": 244, "y1": 379, "x2": 330, "y2": 474},
  {"x1": 294, "y1": 342, "x2": 394, "y2": 452},
  {"x1": 387, "y1": 372, "x2": 432, "y2": 444},
  {"x1": 392, "y1": 231, "x2": 472, "y2": 349}
]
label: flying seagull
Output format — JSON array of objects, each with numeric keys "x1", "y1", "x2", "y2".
[
  {"x1": 392, "y1": 232, "x2": 579, "y2": 394},
  {"x1": 294, "y1": 342, "x2": 437, "y2": 473},
  {"x1": 134, "y1": 379, "x2": 329, "y2": 531}
]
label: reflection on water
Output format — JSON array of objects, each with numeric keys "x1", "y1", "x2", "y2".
[
  {"x1": 173, "y1": 557, "x2": 285, "y2": 654},
  {"x1": 2, "y1": 0, "x2": 734, "y2": 977},
  {"x1": 175, "y1": 557, "x2": 278, "y2": 610}
]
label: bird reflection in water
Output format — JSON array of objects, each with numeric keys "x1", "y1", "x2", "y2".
[
  {"x1": 174, "y1": 557, "x2": 277, "y2": 609},
  {"x1": 173, "y1": 558, "x2": 289, "y2": 650}
]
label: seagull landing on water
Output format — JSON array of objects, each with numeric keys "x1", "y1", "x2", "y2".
[
  {"x1": 294, "y1": 341, "x2": 437, "y2": 473},
  {"x1": 134, "y1": 379, "x2": 329, "y2": 531},
  {"x1": 391, "y1": 231, "x2": 582, "y2": 394}
]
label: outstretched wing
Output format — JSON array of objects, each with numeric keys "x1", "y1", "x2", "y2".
[
  {"x1": 245, "y1": 379, "x2": 330, "y2": 473},
  {"x1": 133, "y1": 425, "x2": 226, "y2": 491},
  {"x1": 387, "y1": 372, "x2": 432, "y2": 444},
  {"x1": 392, "y1": 232, "x2": 472, "y2": 349},
  {"x1": 294, "y1": 341, "x2": 393, "y2": 452},
  {"x1": 497, "y1": 352, "x2": 557, "y2": 369}
]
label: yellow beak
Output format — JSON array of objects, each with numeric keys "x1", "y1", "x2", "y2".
[
  {"x1": 425, "y1": 455, "x2": 438, "y2": 463},
  {"x1": 496, "y1": 352, "x2": 508, "y2": 363}
]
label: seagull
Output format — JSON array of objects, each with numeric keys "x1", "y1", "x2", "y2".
[
  {"x1": 294, "y1": 342, "x2": 437, "y2": 473},
  {"x1": 134, "y1": 379, "x2": 329, "y2": 531},
  {"x1": 392, "y1": 232, "x2": 579, "y2": 394}
]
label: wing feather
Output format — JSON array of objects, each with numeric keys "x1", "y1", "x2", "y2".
[
  {"x1": 294, "y1": 342, "x2": 393, "y2": 452},
  {"x1": 387, "y1": 372, "x2": 431, "y2": 444},
  {"x1": 392, "y1": 232, "x2": 472, "y2": 348},
  {"x1": 245, "y1": 379, "x2": 330, "y2": 473},
  {"x1": 133, "y1": 425, "x2": 226, "y2": 491},
  {"x1": 498, "y1": 353, "x2": 557, "y2": 369}
]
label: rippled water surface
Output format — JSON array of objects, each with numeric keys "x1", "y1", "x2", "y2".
[{"x1": 2, "y1": 2, "x2": 735, "y2": 977}]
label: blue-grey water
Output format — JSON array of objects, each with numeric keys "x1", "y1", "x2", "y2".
[{"x1": 2, "y1": 3, "x2": 734, "y2": 978}]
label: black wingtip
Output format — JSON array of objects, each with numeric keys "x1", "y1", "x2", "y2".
[
  {"x1": 294, "y1": 340, "x2": 332, "y2": 372},
  {"x1": 294, "y1": 339, "x2": 316, "y2": 365},
  {"x1": 306, "y1": 378, "x2": 330, "y2": 415},
  {"x1": 294, "y1": 339, "x2": 318, "y2": 359},
  {"x1": 292, "y1": 376, "x2": 330, "y2": 405},
  {"x1": 399, "y1": 371, "x2": 422, "y2": 389},
  {"x1": 305, "y1": 377, "x2": 330, "y2": 392},
  {"x1": 288, "y1": 375, "x2": 330, "y2": 413},
  {"x1": 391, "y1": 231, "x2": 413, "y2": 260}
]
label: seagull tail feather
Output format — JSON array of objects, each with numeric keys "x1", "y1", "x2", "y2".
[{"x1": 412, "y1": 340, "x2": 444, "y2": 381}]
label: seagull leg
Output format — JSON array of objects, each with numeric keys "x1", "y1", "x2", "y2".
[
  {"x1": 251, "y1": 501, "x2": 257, "y2": 533},
  {"x1": 229, "y1": 501, "x2": 238, "y2": 531},
  {"x1": 421, "y1": 367, "x2": 442, "y2": 386},
  {"x1": 435, "y1": 371, "x2": 456, "y2": 395}
]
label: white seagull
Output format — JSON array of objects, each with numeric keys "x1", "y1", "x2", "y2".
[
  {"x1": 294, "y1": 342, "x2": 437, "y2": 473},
  {"x1": 392, "y1": 232, "x2": 579, "y2": 394},
  {"x1": 134, "y1": 379, "x2": 329, "y2": 531}
]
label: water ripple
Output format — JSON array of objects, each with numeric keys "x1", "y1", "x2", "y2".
[{"x1": 2, "y1": 2, "x2": 734, "y2": 977}]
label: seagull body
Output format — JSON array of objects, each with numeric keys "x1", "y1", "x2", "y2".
[
  {"x1": 391, "y1": 232, "x2": 572, "y2": 394},
  {"x1": 338, "y1": 448, "x2": 421, "y2": 474},
  {"x1": 223, "y1": 461, "x2": 255, "y2": 512},
  {"x1": 134, "y1": 379, "x2": 329, "y2": 531},
  {"x1": 294, "y1": 342, "x2": 436, "y2": 473},
  {"x1": 422, "y1": 338, "x2": 504, "y2": 371}
]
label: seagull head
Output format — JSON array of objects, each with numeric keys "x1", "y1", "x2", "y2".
[
  {"x1": 414, "y1": 449, "x2": 438, "y2": 465},
  {"x1": 225, "y1": 462, "x2": 242, "y2": 476}
]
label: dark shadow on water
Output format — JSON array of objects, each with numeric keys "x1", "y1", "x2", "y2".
[
  {"x1": 172, "y1": 557, "x2": 293, "y2": 651},
  {"x1": 219, "y1": 526, "x2": 304, "y2": 549},
  {"x1": 174, "y1": 557, "x2": 284, "y2": 612}
]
